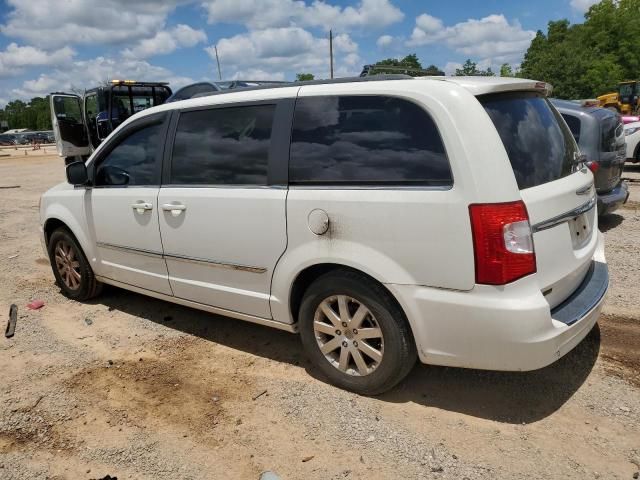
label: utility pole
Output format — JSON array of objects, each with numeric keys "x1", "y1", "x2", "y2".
[
  {"x1": 329, "y1": 29, "x2": 334, "y2": 79},
  {"x1": 214, "y1": 45, "x2": 222, "y2": 81}
]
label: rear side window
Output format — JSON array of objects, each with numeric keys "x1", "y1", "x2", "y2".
[
  {"x1": 289, "y1": 95, "x2": 451, "y2": 186},
  {"x1": 170, "y1": 104, "x2": 275, "y2": 185},
  {"x1": 561, "y1": 113, "x2": 581, "y2": 143},
  {"x1": 480, "y1": 92, "x2": 577, "y2": 190}
]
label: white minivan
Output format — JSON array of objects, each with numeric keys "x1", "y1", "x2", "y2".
[{"x1": 41, "y1": 75, "x2": 608, "y2": 394}]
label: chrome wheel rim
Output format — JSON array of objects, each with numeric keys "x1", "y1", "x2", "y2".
[
  {"x1": 313, "y1": 295, "x2": 384, "y2": 376},
  {"x1": 54, "y1": 240, "x2": 81, "y2": 290}
]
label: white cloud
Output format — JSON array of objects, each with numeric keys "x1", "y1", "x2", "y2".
[
  {"x1": 228, "y1": 69, "x2": 286, "y2": 81},
  {"x1": 123, "y1": 24, "x2": 207, "y2": 59},
  {"x1": 11, "y1": 57, "x2": 193, "y2": 99},
  {"x1": 1, "y1": 0, "x2": 184, "y2": 48},
  {"x1": 0, "y1": 43, "x2": 75, "y2": 77},
  {"x1": 570, "y1": 0, "x2": 599, "y2": 13},
  {"x1": 202, "y1": 0, "x2": 403, "y2": 31},
  {"x1": 443, "y1": 61, "x2": 462, "y2": 75},
  {"x1": 207, "y1": 27, "x2": 360, "y2": 80},
  {"x1": 376, "y1": 34, "x2": 394, "y2": 48},
  {"x1": 415, "y1": 13, "x2": 443, "y2": 34},
  {"x1": 407, "y1": 13, "x2": 535, "y2": 65}
]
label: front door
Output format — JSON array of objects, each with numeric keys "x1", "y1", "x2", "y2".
[
  {"x1": 85, "y1": 113, "x2": 172, "y2": 295},
  {"x1": 157, "y1": 102, "x2": 287, "y2": 318},
  {"x1": 50, "y1": 94, "x2": 92, "y2": 158}
]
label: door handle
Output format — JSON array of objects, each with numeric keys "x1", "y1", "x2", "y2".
[
  {"x1": 161, "y1": 203, "x2": 187, "y2": 217},
  {"x1": 131, "y1": 202, "x2": 153, "y2": 213}
]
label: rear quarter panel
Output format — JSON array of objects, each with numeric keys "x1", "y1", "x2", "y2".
[{"x1": 270, "y1": 80, "x2": 522, "y2": 324}]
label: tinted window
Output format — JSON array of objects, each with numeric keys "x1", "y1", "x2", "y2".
[
  {"x1": 170, "y1": 105, "x2": 274, "y2": 185},
  {"x1": 561, "y1": 113, "x2": 581, "y2": 143},
  {"x1": 601, "y1": 116, "x2": 622, "y2": 152},
  {"x1": 95, "y1": 122, "x2": 163, "y2": 186},
  {"x1": 289, "y1": 95, "x2": 451, "y2": 185},
  {"x1": 53, "y1": 96, "x2": 83, "y2": 124},
  {"x1": 480, "y1": 93, "x2": 577, "y2": 190}
]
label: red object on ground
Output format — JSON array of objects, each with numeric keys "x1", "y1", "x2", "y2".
[{"x1": 26, "y1": 300, "x2": 45, "y2": 310}]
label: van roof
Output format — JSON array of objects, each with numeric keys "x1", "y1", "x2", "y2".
[{"x1": 187, "y1": 74, "x2": 551, "y2": 100}]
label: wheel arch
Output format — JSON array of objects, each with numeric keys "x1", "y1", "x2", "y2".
[
  {"x1": 288, "y1": 262, "x2": 414, "y2": 340},
  {"x1": 42, "y1": 208, "x2": 94, "y2": 263}
]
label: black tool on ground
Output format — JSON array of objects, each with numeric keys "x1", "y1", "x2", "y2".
[{"x1": 5, "y1": 304, "x2": 17, "y2": 338}]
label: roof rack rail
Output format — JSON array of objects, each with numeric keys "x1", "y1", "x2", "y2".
[{"x1": 191, "y1": 74, "x2": 413, "y2": 99}]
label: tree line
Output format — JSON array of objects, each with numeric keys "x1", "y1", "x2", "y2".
[
  {"x1": 520, "y1": 0, "x2": 640, "y2": 99},
  {"x1": 0, "y1": 97, "x2": 52, "y2": 132}
]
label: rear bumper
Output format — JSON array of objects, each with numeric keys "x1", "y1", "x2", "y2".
[
  {"x1": 387, "y1": 233, "x2": 608, "y2": 372},
  {"x1": 597, "y1": 180, "x2": 629, "y2": 215}
]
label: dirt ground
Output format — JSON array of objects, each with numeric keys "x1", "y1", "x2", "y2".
[{"x1": 1, "y1": 147, "x2": 639, "y2": 480}]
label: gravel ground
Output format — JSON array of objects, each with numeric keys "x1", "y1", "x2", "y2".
[{"x1": 0, "y1": 149, "x2": 639, "y2": 480}]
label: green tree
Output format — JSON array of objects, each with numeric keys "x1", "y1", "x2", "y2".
[
  {"x1": 367, "y1": 54, "x2": 443, "y2": 76},
  {"x1": 0, "y1": 97, "x2": 52, "y2": 131},
  {"x1": 455, "y1": 59, "x2": 495, "y2": 76},
  {"x1": 500, "y1": 63, "x2": 514, "y2": 77},
  {"x1": 296, "y1": 73, "x2": 315, "y2": 81},
  {"x1": 520, "y1": 0, "x2": 640, "y2": 99}
]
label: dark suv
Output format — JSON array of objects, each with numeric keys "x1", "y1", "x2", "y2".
[{"x1": 551, "y1": 99, "x2": 629, "y2": 215}]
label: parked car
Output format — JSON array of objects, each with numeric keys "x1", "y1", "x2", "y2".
[
  {"x1": 40, "y1": 76, "x2": 608, "y2": 395},
  {"x1": 0, "y1": 133, "x2": 17, "y2": 145},
  {"x1": 551, "y1": 99, "x2": 628, "y2": 216},
  {"x1": 624, "y1": 121, "x2": 640, "y2": 163},
  {"x1": 166, "y1": 82, "x2": 221, "y2": 103},
  {"x1": 167, "y1": 80, "x2": 290, "y2": 102}
]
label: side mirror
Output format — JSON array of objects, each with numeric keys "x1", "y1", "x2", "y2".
[{"x1": 66, "y1": 161, "x2": 89, "y2": 186}]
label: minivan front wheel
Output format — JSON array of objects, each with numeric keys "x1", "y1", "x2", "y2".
[
  {"x1": 299, "y1": 270, "x2": 416, "y2": 395},
  {"x1": 48, "y1": 228, "x2": 102, "y2": 301}
]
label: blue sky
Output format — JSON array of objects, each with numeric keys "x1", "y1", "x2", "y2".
[{"x1": 0, "y1": 0, "x2": 597, "y2": 106}]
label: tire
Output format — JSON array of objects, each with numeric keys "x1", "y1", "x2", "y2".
[
  {"x1": 299, "y1": 270, "x2": 417, "y2": 395},
  {"x1": 47, "y1": 228, "x2": 102, "y2": 301}
]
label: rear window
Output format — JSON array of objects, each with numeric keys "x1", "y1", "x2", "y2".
[{"x1": 480, "y1": 92, "x2": 577, "y2": 190}]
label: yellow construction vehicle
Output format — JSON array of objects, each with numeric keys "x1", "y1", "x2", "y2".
[{"x1": 597, "y1": 80, "x2": 639, "y2": 114}]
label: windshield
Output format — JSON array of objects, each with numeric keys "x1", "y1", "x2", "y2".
[{"x1": 479, "y1": 92, "x2": 578, "y2": 190}]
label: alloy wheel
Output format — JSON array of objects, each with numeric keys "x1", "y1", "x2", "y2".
[
  {"x1": 54, "y1": 239, "x2": 81, "y2": 290},
  {"x1": 313, "y1": 295, "x2": 384, "y2": 376}
]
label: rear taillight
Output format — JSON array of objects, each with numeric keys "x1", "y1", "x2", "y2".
[
  {"x1": 586, "y1": 161, "x2": 599, "y2": 173},
  {"x1": 469, "y1": 201, "x2": 536, "y2": 285}
]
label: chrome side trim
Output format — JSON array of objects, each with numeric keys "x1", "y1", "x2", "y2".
[
  {"x1": 97, "y1": 242, "x2": 163, "y2": 258},
  {"x1": 95, "y1": 275, "x2": 297, "y2": 333},
  {"x1": 97, "y1": 242, "x2": 267, "y2": 273},
  {"x1": 531, "y1": 196, "x2": 597, "y2": 233},
  {"x1": 163, "y1": 253, "x2": 267, "y2": 274}
]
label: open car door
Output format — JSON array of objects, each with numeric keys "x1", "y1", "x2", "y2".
[{"x1": 50, "y1": 93, "x2": 91, "y2": 158}]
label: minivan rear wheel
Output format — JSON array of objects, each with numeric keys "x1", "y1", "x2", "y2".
[
  {"x1": 299, "y1": 270, "x2": 416, "y2": 395},
  {"x1": 48, "y1": 228, "x2": 102, "y2": 301}
]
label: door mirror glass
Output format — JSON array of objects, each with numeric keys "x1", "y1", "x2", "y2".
[
  {"x1": 66, "y1": 161, "x2": 89, "y2": 186},
  {"x1": 96, "y1": 165, "x2": 130, "y2": 186}
]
